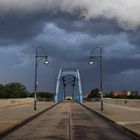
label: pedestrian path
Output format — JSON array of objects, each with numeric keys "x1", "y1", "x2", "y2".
[
  {"x1": 84, "y1": 102, "x2": 140, "y2": 135},
  {"x1": 0, "y1": 101, "x2": 54, "y2": 134}
]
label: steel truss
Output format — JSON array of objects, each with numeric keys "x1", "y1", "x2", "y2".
[{"x1": 54, "y1": 68, "x2": 83, "y2": 103}]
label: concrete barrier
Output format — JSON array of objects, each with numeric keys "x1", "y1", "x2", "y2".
[{"x1": 0, "y1": 98, "x2": 34, "y2": 107}]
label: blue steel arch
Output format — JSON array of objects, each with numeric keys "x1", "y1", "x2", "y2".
[{"x1": 54, "y1": 68, "x2": 83, "y2": 103}]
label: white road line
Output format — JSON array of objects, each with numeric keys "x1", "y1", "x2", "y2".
[{"x1": 117, "y1": 121, "x2": 140, "y2": 125}]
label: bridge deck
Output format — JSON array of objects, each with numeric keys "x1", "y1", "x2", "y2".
[{"x1": 1, "y1": 101, "x2": 138, "y2": 140}]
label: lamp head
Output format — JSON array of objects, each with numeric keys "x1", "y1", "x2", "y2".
[
  {"x1": 89, "y1": 56, "x2": 93, "y2": 64},
  {"x1": 44, "y1": 56, "x2": 49, "y2": 64}
]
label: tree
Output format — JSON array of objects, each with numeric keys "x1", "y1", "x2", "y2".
[
  {"x1": 87, "y1": 88, "x2": 100, "y2": 99},
  {"x1": 0, "y1": 84, "x2": 5, "y2": 98},
  {"x1": 4, "y1": 82, "x2": 28, "y2": 98}
]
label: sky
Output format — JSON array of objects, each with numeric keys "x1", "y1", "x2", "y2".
[{"x1": 0, "y1": 0, "x2": 140, "y2": 94}]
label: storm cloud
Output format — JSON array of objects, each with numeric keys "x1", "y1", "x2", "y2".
[
  {"x1": 0, "y1": 0, "x2": 140, "y2": 93},
  {"x1": 0, "y1": 0, "x2": 140, "y2": 30}
]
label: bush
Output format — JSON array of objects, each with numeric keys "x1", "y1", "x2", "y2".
[
  {"x1": 0, "y1": 84, "x2": 5, "y2": 98},
  {"x1": 0, "y1": 82, "x2": 28, "y2": 98},
  {"x1": 87, "y1": 88, "x2": 100, "y2": 99}
]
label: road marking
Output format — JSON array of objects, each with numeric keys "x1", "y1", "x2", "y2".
[
  {"x1": 117, "y1": 121, "x2": 140, "y2": 125},
  {"x1": 69, "y1": 101, "x2": 72, "y2": 140}
]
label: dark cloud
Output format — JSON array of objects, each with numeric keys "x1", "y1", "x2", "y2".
[
  {"x1": 127, "y1": 29, "x2": 140, "y2": 47},
  {"x1": 0, "y1": 2, "x2": 140, "y2": 94},
  {"x1": 0, "y1": 13, "x2": 45, "y2": 42},
  {"x1": 104, "y1": 58, "x2": 140, "y2": 75},
  {"x1": 55, "y1": 18, "x2": 124, "y2": 35},
  {"x1": 0, "y1": 8, "x2": 125, "y2": 44}
]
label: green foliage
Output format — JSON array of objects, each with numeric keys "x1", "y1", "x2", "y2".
[
  {"x1": 0, "y1": 82, "x2": 28, "y2": 98},
  {"x1": 87, "y1": 88, "x2": 100, "y2": 99},
  {"x1": 0, "y1": 84, "x2": 5, "y2": 98}
]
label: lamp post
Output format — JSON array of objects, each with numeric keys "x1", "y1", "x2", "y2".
[
  {"x1": 89, "y1": 47, "x2": 103, "y2": 111},
  {"x1": 34, "y1": 46, "x2": 48, "y2": 111}
]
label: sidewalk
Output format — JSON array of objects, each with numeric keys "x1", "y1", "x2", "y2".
[
  {"x1": 0, "y1": 101, "x2": 54, "y2": 134},
  {"x1": 84, "y1": 102, "x2": 140, "y2": 135}
]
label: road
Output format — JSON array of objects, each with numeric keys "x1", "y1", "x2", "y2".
[{"x1": 1, "y1": 101, "x2": 138, "y2": 140}]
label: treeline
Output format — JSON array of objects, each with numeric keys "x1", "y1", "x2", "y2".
[
  {"x1": 0, "y1": 82, "x2": 28, "y2": 98},
  {"x1": 0, "y1": 82, "x2": 54, "y2": 100},
  {"x1": 86, "y1": 88, "x2": 140, "y2": 99},
  {"x1": 104, "y1": 91, "x2": 140, "y2": 99}
]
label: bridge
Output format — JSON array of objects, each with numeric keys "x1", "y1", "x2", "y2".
[
  {"x1": 54, "y1": 68, "x2": 83, "y2": 103},
  {"x1": 0, "y1": 69, "x2": 140, "y2": 140},
  {"x1": 0, "y1": 101, "x2": 139, "y2": 140}
]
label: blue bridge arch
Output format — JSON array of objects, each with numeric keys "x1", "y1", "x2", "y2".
[{"x1": 54, "y1": 68, "x2": 83, "y2": 103}]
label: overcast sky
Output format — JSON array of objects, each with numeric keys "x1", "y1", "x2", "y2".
[{"x1": 0, "y1": 0, "x2": 140, "y2": 94}]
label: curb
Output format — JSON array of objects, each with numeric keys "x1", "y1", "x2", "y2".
[
  {"x1": 80, "y1": 103, "x2": 140, "y2": 140},
  {"x1": 0, "y1": 102, "x2": 60, "y2": 139}
]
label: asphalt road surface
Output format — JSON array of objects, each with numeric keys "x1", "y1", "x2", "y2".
[{"x1": 1, "y1": 101, "x2": 138, "y2": 140}]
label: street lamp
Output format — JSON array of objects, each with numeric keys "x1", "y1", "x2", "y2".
[
  {"x1": 89, "y1": 46, "x2": 104, "y2": 111},
  {"x1": 34, "y1": 46, "x2": 48, "y2": 111}
]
